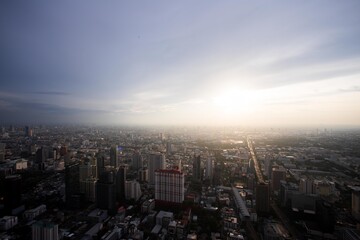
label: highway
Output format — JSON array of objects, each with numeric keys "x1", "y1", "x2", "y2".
[{"x1": 247, "y1": 137, "x2": 264, "y2": 183}]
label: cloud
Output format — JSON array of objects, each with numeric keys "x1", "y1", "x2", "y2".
[
  {"x1": 338, "y1": 86, "x2": 360, "y2": 93},
  {"x1": 32, "y1": 91, "x2": 70, "y2": 96}
]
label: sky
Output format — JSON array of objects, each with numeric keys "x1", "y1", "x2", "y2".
[{"x1": 1, "y1": 1, "x2": 360, "y2": 127}]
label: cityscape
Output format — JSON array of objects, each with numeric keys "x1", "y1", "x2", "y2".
[
  {"x1": 1, "y1": 1, "x2": 360, "y2": 240},
  {"x1": 0, "y1": 126, "x2": 359, "y2": 239}
]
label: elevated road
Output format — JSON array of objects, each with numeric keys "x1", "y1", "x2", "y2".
[{"x1": 247, "y1": 137, "x2": 264, "y2": 183}]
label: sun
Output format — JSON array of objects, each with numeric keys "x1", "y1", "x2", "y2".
[{"x1": 212, "y1": 89, "x2": 255, "y2": 114}]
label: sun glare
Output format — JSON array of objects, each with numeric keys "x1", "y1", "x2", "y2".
[{"x1": 212, "y1": 89, "x2": 255, "y2": 114}]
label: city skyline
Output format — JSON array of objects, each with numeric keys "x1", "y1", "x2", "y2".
[{"x1": 1, "y1": 1, "x2": 360, "y2": 127}]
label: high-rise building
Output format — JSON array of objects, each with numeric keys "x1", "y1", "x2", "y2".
[
  {"x1": 0, "y1": 143, "x2": 4, "y2": 162},
  {"x1": 205, "y1": 157, "x2": 213, "y2": 180},
  {"x1": 148, "y1": 152, "x2": 166, "y2": 185},
  {"x1": 352, "y1": 190, "x2": 360, "y2": 221},
  {"x1": 155, "y1": 169, "x2": 184, "y2": 204},
  {"x1": 280, "y1": 181, "x2": 298, "y2": 207},
  {"x1": 65, "y1": 162, "x2": 81, "y2": 209},
  {"x1": 256, "y1": 183, "x2": 270, "y2": 215},
  {"x1": 96, "y1": 170, "x2": 116, "y2": 214},
  {"x1": 82, "y1": 177, "x2": 97, "y2": 202},
  {"x1": 138, "y1": 167, "x2": 148, "y2": 182},
  {"x1": 299, "y1": 177, "x2": 314, "y2": 194},
  {"x1": 96, "y1": 153, "x2": 105, "y2": 178},
  {"x1": 271, "y1": 168, "x2": 286, "y2": 192},
  {"x1": 264, "y1": 156, "x2": 272, "y2": 178},
  {"x1": 192, "y1": 155, "x2": 201, "y2": 181},
  {"x1": 36, "y1": 147, "x2": 49, "y2": 170},
  {"x1": 110, "y1": 145, "x2": 119, "y2": 168},
  {"x1": 24, "y1": 126, "x2": 33, "y2": 137},
  {"x1": 132, "y1": 151, "x2": 143, "y2": 170},
  {"x1": 3, "y1": 175, "x2": 22, "y2": 214},
  {"x1": 125, "y1": 180, "x2": 142, "y2": 201},
  {"x1": 32, "y1": 220, "x2": 59, "y2": 240},
  {"x1": 79, "y1": 163, "x2": 92, "y2": 181},
  {"x1": 166, "y1": 142, "x2": 172, "y2": 155},
  {"x1": 116, "y1": 166, "x2": 126, "y2": 203}
]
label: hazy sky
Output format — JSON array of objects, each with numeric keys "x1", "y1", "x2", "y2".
[{"x1": 1, "y1": 1, "x2": 360, "y2": 127}]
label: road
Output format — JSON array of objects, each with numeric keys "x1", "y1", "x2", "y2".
[{"x1": 247, "y1": 137, "x2": 264, "y2": 183}]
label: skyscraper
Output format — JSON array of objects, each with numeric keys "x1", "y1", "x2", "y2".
[
  {"x1": 192, "y1": 155, "x2": 201, "y2": 181},
  {"x1": 35, "y1": 147, "x2": 49, "y2": 170},
  {"x1": 155, "y1": 169, "x2": 184, "y2": 204},
  {"x1": 132, "y1": 151, "x2": 143, "y2": 170},
  {"x1": 110, "y1": 145, "x2": 119, "y2": 168},
  {"x1": 116, "y1": 165, "x2": 126, "y2": 203},
  {"x1": 166, "y1": 142, "x2": 172, "y2": 155},
  {"x1": 271, "y1": 168, "x2": 286, "y2": 192},
  {"x1": 65, "y1": 162, "x2": 81, "y2": 209},
  {"x1": 299, "y1": 177, "x2": 314, "y2": 194},
  {"x1": 205, "y1": 157, "x2": 213, "y2": 180},
  {"x1": 125, "y1": 180, "x2": 142, "y2": 201},
  {"x1": 24, "y1": 126, "x2": 33, "y2": 137},
  {"x1": 0, "y1": 143, "x2": 5, "y2": 162},
  {"x1": 79, "y1": 161, "x2": 97, "y2": 202},
  {"x1": 96, "y1": 170, "x2": 116, "y2": 214},
  {"x1": 3, "y1": 175, "x2": 22, "y2": 214},
  {"x1": 256, "y1": 182, "x2": 270, "y2": 215},
  {"x1": 96, "y1": 153, "x2": 105, "y2": 178},
  {"x1": 148, "y1": 152, "x2": 166, "y2": 185}
]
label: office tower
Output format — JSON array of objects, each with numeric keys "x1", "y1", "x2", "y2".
[
  {"x1": 96, "y1": 170, "x2": 116, "y2": 214},
  {"x1": 192, "y1": 155, "x2": 201, "y2": 181},
  {"x1": 83, "y1": 178, "x2": 97, "y2": 202},
  {"x1": 116, "y1": 166, "x2": 126, "y2": 203},
  {"x1": 0, "y1": 143, "x2": 5, "y2": 162},
  {"x1": 79, "y1": 163, "x2": 92, "y2": 181},
  {"x1": 24, "y1": 126, "x2": 33, "y2": 137},
  {"x1": 110, "y1": 145, "x2": 119, "y2": 168},
  {"x1": 36, "y1": 147, "x2": 49, "y2": 170},
  {"x1": 96, "y1": 153, "x2": 105, "y2": 178},
  {"x1": 3, "y1": 175, "x2": 22, "y2": 214},
  {"x1": 352, "y1": 190, "x2": 360, "y2": 221},
  {"x1": 138, "y1": 167, "x2": 148, "y2": 182},
  {"x1": 205, "y1": 157, "x2": 213, "y2": 180},
  {"x1": 32, "y1": 220, "x2": 59, "y2": 240},
  {"x1": 271, "y1": 168, "x2": 286, "y2": 192},
  {"x1": 132, "y1": 151, "x2": 143, "y2": 170},
  {"x1": 256, "y1": 183, "x2": 270, "y2": 215},
  {"x1": 299, "y1": 177, "x2": 314, "y2": 194},
  {"x1": 166, "y1": 142, "x2": 172, "y2": 155},
  {"x1": 264, "y1": 156, "x2": 272, "y2": 178},
  {"x1": 280, "y1": 181, "x2": 298, "y2": 207},
  {"x1": 125, "y1": 180, "x2": 142, "y2": 201},
  {"x1": 79, "y1": 162, "x2": 96, "y2": 201},
  {"x1": 155, "y1": 169, "x2": 184, "y2": 204},
  {"x1": 148, "y1": 152, "x2": 166, "y2": 185},
  {"x1": 65, "y1": 162, "x2": 81, "y2": 209}
]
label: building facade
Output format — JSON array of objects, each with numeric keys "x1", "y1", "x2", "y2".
[
  {"x1": 148, "y1": 152, "x2": 165, "y2": 185},
  {"x1": 155, "y1": 169, "x2": 184, "y2": 204}
]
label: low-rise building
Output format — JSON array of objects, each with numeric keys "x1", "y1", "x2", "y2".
[{"x1": 0, "y1": 216, "x2": 18, "y2": 231}]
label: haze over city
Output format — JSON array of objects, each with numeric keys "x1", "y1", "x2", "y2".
[{"x1": 1, "y1": 1, "x2": 360, "y2": 127}]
